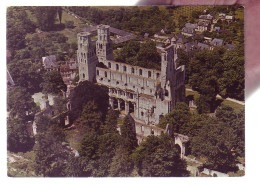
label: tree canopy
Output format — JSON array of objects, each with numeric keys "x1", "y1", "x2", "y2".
[
  {"x1": 115, "y1": 39, "x2": 161, "y2": 70},
  {"x1": 40, "y1": 70, "x2": 67, "y2": 95},
  {"x1": 132, "y1": 134, "x2": 189, "y2": 177}
]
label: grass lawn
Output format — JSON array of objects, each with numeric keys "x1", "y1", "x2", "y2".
[{"x1": 64, "y1": 128, "x2": 83, "y2": 150}]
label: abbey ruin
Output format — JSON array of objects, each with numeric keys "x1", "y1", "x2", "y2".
[{"x1": 77, "y1": 25, "x2": 186, "y2": 144}]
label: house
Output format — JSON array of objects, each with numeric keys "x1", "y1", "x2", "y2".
[
  {"x1": 184, "y1": 40, "x2": 198, "y2": 52},
  {"x1": 225, "y1": 15, "x2": 234, "y2": 22},
  {"x1": 198, "y1": 42, "x2": 210, "y2": 50},
  {"x1": 181, "y1": 27, "x2": 195, "y2": 37},
  {"x1": 224, "y1": 44, "x2": 236, "y2": 51},
  {"x1": 144, "y1": 33, "x2": 149, "y2": 38},
  {"x1": 60, "y1": 59, "x2": 78, "y2": 83},
  {"x1": 218, "y1": 13, "x2": 226, "y2": 20},
  {"x1": 204, "y1": 37, "x2": 213, "y2": 43},
  {"x1": 42, "y1": 55, "x2": 59, "y2": 71},
  {"x1": 196, "y1": 21, "x2": 210, "y2": 32},
  {"x1": 154, "y1": 32, "x2": 170, "y2": 40},
  {"x1": 210, "y1": 38, "x2": 224, "y2": 50},
  {"x1": 213, "y1": 26, "x2": 221, "y2": 32},
  {"x1": 160, "y1": 28, "x2": 168, "y2": 34},
  {"x1": 210, "y1": 38, "x2": 224, "y2": 47},
  {"x1": 185, "y1": 23, "x2": 197, "y2": 29},
  {"x1": 199, "y1": 14, "x2": 214, "y2": 23},
  {"x1": 172, "y1": 33, "x2": 188, "y2": 50}
]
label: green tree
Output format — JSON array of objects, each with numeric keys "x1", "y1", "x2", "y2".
[
  {"x1": 132, "y1": 134, "x2": 189, "y2": 177},
  {"x1": 8, "y1": 60, "x2": 44, "y2": 94},
  {"x1": 7, "y1": 86, "x2": 38, "y2": 118},
  {"x1": 69, "y1": 80, "x2": 108, "y2": 123},
  {"x1": 34, "y1": 7, "x2": 59, "y2": 31},
  {"x1": 78, "y1": 101, "x2": 103, "y2": 133},
  {"x1": 115, "y1": 40, "x2": 140, "y2": 63},
  {"x1": 34, "y1": 118, "x2": 70, "y2": 177},
  {"x1": 158, "y1": 102, "x2": 190, "y2": 134},
  {"x1": 109, "y1": 146, "x2": 134, "y2": 177},
  {"x1": 136, "y1": 40, "x2": 161, "y2": 70},
  {"x1": 7, "y1": 7, "x2": 35, "y2": 53},
  {"x1": 78, "y1": 132, "x2": 100, "y2": 163},
  {"x1": 190, "y1": 115, "x2": 239, "y2": 173},
  {"x1": 40, "y1": 70, "x2": 67, "y2": 95},
  {"x1": 101, "y1": 109, "x2": 119, "y2": 134},
  {"x1": 92, "y1": 133, "x2": 122, "y2": 177},
  {"x1": 7, "y1": 117, "x2": 35, "y2": 153},
  {"x1": 120, "y1": 116, "x2": 138, "y2": 151}
]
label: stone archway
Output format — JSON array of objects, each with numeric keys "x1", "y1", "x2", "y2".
[
  {"x1": 174, "y1": 133, "x2": 189, "y2": 159},
  {"x1": 174, "y1": 144, "x2": 182, "y2": 156}
]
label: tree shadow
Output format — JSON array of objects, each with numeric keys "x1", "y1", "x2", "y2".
[
  {"x1": 212, "y1": 99, "x2": 224, "y2": 112},
  {"x1": 51, "y1": 24, "x2": 65, "y2": 31}
]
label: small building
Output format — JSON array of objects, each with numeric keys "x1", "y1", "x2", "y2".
[
  {"x1": 199, "y1": 14, "x2": 214, "y2": 23},
  {"x1": 196, "y1": 21, "x2": 210, "y2": 32},
  {"x1": 210, "y1": 38, "x2": 224, "y2": 49},
  {"x1": 171, "y1": 33, "x2": 188, "y2": 50},
  {"x1": 225, "y1": 15, "x2": 234, "y2": 22},
  {"x1": 184, "y1": 40, "x2": 198, "y2": 52},
  {"x1": 224, "y1": 44, "x2": 236, "y2": 51},
  {"x1": 181, "y1": 27, "x2": 195, "y2": 37},
  {"x1": 218, "y1": 13, "x2": 226, "y2": 20},
  {"x1": 144, "y1": 33, "x2": 149, "y2": 38},
  {"x1": 160, "y1": 28, "x2": 168, "y2": 34},
  {"x1": 60, "y1": 59, "x2": 78, "y2": 84},
  {"x1": 213, "y1": 26, "x2": 221, "y2": 32},
  {"x1": 198, "y1": 42, "x2": 210, "y2": 50},
  {"x1": 185, "y1": 23, "x2": 197, "y2": 29},
  {"x1": 42, "y1": 55, "x2": 59, "y2": 71}
]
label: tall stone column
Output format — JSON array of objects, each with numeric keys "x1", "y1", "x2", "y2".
[
  {"x1": 117, "y1": 99, "x2": 121, "y2": 111},
  {"x1": 109, "y1": 97, "x2": 114, "y2": 109},
  {"x1": 125, "y1": 101, "x2": 129, "y2": 115}
]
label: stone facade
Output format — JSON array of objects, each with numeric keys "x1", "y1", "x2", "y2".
[{"x1": 77, "y1": 24, "x2": 185, "y2": 141}]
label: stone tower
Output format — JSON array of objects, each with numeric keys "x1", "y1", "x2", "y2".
[
  {"x1": 159, "y1": 45, "x2": 176, "y2": 106},
  {"x1": 77, "y1": 32, "x2": 98, "y2": 82},
  {"x1": 96, "y1": 25, "x2": 114, "y2": 62}
]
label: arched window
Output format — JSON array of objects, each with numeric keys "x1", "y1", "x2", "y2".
[
  {"x1": 123, "y1": 66, "x2": 126, "y2": 72},
  {"x1": 165, "y1": 90, "x2": 169, "y2": 97},
  {"x1": 105, "y1": 71, "x2": 107, "y2": 77},
  {"x1": 116, "y1": 64, "x2": 119, "y2": 71},
  {"x1": 139, "y1": 69, "x2": 142, "y2": 76},
  {"x1": 108, "y1": 62, "x2": 111, "y2": 68},
  {"x1": 148, "y1": 71, "x2": 151, "y2": 78},
  {"x1": 156, "y1": 73, "x2": 160, "y2": 78},
  {"x1": 83, "y1": 73, "x2": 85, "y2": 79},
  {"x1": 131, "y1": 68, "x2": 135, "y2": 74}
]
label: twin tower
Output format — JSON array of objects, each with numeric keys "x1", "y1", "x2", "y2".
[{"x1": 77, "y1": 25, "x2": 113, "y2": 82}]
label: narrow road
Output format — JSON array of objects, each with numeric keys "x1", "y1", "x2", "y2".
[{"x1": 186, "y1": 88, "x2": 245, "y2": 105}]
